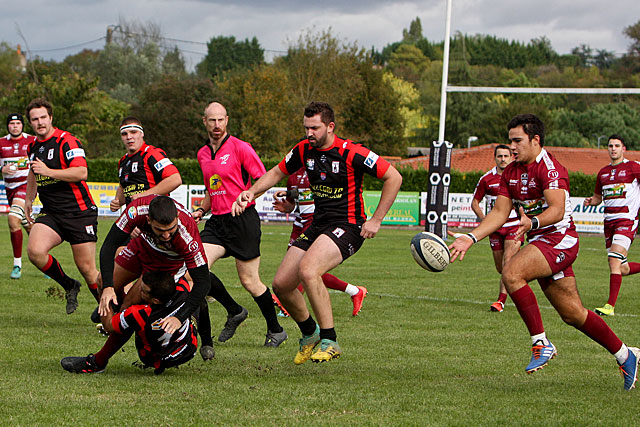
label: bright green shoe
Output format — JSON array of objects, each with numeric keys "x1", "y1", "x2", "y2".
[
  {"x1": 293, "y1": 326, "x2": 320, "y2": 365},
  {"x1": 10, "y1": 266, "x2": 21, "y2": 279},
  {"x1": 595, "y1": 303, "x2": 615, "y2": 316},
  {"x1": 310, "y1": 339, "x2": 342, "y2": 363}
]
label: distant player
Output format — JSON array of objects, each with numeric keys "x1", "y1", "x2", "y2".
[
  {"x1": 450, "y1": 114, "x2": 639, "y2": 390},
  {"x1": 470, "y1": 144, "x2": 522, "y2": 312},
  {"x1": 24, "y1": 98, "x2": 100, "y2": 314},
  {"x1": 272, "y1": 167, "x2": 368, "y2": 316},
  {"x1": 0, "y1": 113, "x2": 33, "y2": 279},
  {"x1": 61, "y1": 271, "x2": 198, "y2": 375},
  {"x1": 233, "y1": 102, "x2": 402, "y2": 364},
  {"x1": 584, "y1": 134, "x2": 640, "y2": 316}
]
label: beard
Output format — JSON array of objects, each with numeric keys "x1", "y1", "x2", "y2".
[{"x1": 309, "y1": 132, "x2": 327, "y2": 148}]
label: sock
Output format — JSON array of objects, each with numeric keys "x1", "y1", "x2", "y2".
[
  {"x1": 345, "y1": 284, "x2": 360, "y2": 297},
  {"x1": 253, "y1": 288, "x2": 282, "y2": 333},
  {"x1": 607, "y1": 274, "x2": 622, "y2": 306},
  {"x1": 628, "y1": 262, "x2": 640, "y2": 275},
  {"x1": 614, "y1": 344, "x2": 630, "y2": 365},
  {"x1": 321, "y1": 273, "x2": 348, "y2": 292},
  {"x1": 42, "y1": 255, "x2": 73, "y2": 290},
  {"x1": 198, "y1": 301, "x2": 213, "y2": 347},
  {"x1": 296, "y1": 315, "x2": 317, "y2": 337},
  {"x1": 13, "y1": 257, "x2": 22, "y2": 268},
  {"x1": 10, "y1": 230, "x2": 22, "y2": 258},
  {"x1": 531, "y1": 332, "x2": 549, "y2": 346},
  {"x1": 510, "y1": 285, "x2": 545, "y2": 336},
  {"x1": 87, "y1": 282, "x2": 100, "y2": 302},
  {"x1": 208, "y1": 272, "x2": 242, "y2": 316},
  {"x1": 319, "y1": 328, "x2": 337, "y2": 342},
  {"x1": 578, "y1": 310, "x2": 623, "y2": 354},
  {"x1": 297, "y1": 284, "x2": 304, "y2": 294},
  {"x1": 94, "y1": 330, "x2": 133, "y2": 368},
  {"x1": 498, "y1": 292, "x2": 508, "y2": 304}
]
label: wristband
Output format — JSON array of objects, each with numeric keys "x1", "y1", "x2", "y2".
[
  {"x1": 196, "y1": 207, "x2": 207, "y2": 215},
  {"x1": 530, "y1": 216, "x2": 540, "y2": 231},
  {"x1": 466, "y1": 232, "x2": 478, "y2": 244},
  {"x1": 102, "y1": 283, "x2": 113, "y2": 289}
]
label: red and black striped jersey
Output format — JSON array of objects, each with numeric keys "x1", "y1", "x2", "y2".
[
  {"x1": 279, "y1": 135, "x2": 390, "y2": 226},
  {"x1": 118, "y1": 143, "x2": 180, "y2": 204},
  {"x1": 111, "y1": 276, "x2": 198, "y2": 367},
  {"x1": 27, "y1": 128, "x2": 96, "y2": 215}
]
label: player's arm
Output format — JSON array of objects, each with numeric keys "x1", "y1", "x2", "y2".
[
  {"x1": 232, "y1": 165, "x2": 287, "y2": 216},
  {"x1": 110, "y1": 186, "x2": 125, "y2": 212},
  {"x1": 134, "y1": 173, "x2": 182, "y2": 200},
  {"x1": 192, "y1": 191, "x2": 211, "y2": 223},
  {"x1": 449, "y1": 195, "x2": 512, "y2": 261},
  {"x1": 98, "y1": 225, "x2": 131, "y2": 315},
  {"x1": 30, "y1": 158, "x2": 87, "y2": 182},
  {"x1": 160, "y1": 265, "x2": 211, "y2": 334},
  {"x1": 361, "y1": 165, "x2": 402, "y2": 239},
  {"x1": 516, "y1": 188, "x2": 566, "y2": 239},
  {"x1": 25, "y1": 170, "x2": 38, "y2": 224},
  {"x1": 583, "y1": 194, "x2": 602, "y2": 206},
  {"x1": 471, "y1": 198, "x2": 485, "y2": 219}
]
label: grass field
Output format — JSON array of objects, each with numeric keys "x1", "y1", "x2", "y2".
[{"x1": 1, "y1": 219, "x2": 640, "y2": 425}]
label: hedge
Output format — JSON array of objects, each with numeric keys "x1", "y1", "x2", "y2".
[{"x1": 87, "y1": 159, "x2": 597, "y2": 197}]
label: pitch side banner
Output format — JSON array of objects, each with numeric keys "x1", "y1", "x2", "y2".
[
  {"x1": 425, "y1": 140, "x2": 453, "y2": 238},
  {"x1": 363, "y1": 191, "x2": 420, "y2": 225}
]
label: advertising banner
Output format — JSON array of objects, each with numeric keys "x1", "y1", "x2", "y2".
[
  {"x1": 364, "y1": 191, "x2": 420, "y2": 225},
  {"x1": 425, "y1": 141, "x2": 453, "y2": 238}
]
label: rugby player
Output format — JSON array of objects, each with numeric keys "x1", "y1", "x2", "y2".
[
  {"x1": 584, "y1": 135, "x2": 640, "y2": 316},
  {"x1": 232, "y1": 101, "x2": 402, "y2": 363},
  {"x1": 24, "y1": 98, "x2": 100, "y2": 314},
  {"x1": 450, "y1": 114, "x2": 639, "y2": 390},
  {"x1": 0, "y1": 113, "x2": 33, "y2": 279}
]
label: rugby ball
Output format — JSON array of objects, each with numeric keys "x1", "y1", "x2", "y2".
[{"x1": 410, "y1": 232, "x2": 451, "y2": 272}]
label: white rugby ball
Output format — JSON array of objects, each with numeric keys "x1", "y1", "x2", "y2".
[{"x1": 410, "y1": 232, "x2": 451, "y2": 272}]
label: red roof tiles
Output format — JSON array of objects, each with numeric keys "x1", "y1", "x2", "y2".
[{"x1": 392, "y1": 144, "x2": 640, "y2": 175}]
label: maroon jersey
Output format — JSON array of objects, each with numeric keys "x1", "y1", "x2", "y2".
[
  {"x1": 594, "y1": 159, "x2": 640, "y2": 222},
  {"x1": 0, "y1": 133, "x2": 32, "y2": 190},
  {"x1": 498, "y1": 148, "x2": 574, "y2": 240},
  {"x1": 118, "y1": 142, "x2": 180, "y2": 204},
  {"x1": 115, "y1": 195, "x2": 207, "y2": 270},
  {"x1": 287, "y1": 168, "x2": 315, "y2": 232},
  {"x1": 279, "y1": 136, "x2": 390, "y2": 226},
  {"x1": 27, "y1": 128, "x2": 96, "y2": 215},
  {"x1": 111, "y1": 276, "x2": 198, "y2": 368},
  {"x1": 473, "y1": 166, "x2": 518, "y2": 228}
]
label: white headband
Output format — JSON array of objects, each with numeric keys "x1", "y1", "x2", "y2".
[{"x1": 120, "y1": 124, "x2": 144, "y2": 135}]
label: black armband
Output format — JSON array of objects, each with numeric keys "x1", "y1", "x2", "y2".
[
  {"x1": 530, "y1": 217, "x2": 540, "y2": 231},
  {"x1": 99, "y1": 223, "x2": 131, "y2": 288},
  {"x1": 285, "y1": 188, "x2": 299, "y2": 200},
  {"x1": 175, "y1": 265, "x2": 211, "y2": 322}
]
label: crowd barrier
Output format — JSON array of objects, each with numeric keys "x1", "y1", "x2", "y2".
[{"x1": 0, "y1": 182, "x2": 606, "y2": 233}]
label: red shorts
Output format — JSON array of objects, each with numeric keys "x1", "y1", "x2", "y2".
[
  {"x1": 604, "y1": 218, "x2": 637, "y2": 251},
  {"x1": 488, "y1": 224, "x2": 522, "y2": 251},
  {"x1": 115, "y1": 236, "x2": 186, "y2": 276},
  {"x1": 5, "y1": 184, "x2": 26, "y2": 205},
  {"x1": 529, "y1": 229, "x2": 579, "y2": 283}
]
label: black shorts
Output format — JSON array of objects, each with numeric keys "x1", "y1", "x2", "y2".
[
  {"x1": 200, "y1": 205, "x2": 261, "y2": 261},
  {"x1": 291, "y1": 222, "x2": 364, "y2": 262},
  {"x1": 35, "y1": 210, "x2": 98, "y2": 244}
]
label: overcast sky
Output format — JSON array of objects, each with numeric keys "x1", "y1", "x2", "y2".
[{"x1": 1, "y1": 0, "x2": 637, "y2": 69}]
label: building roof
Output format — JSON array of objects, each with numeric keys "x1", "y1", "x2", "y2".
[{"x1": 393, "y1": 144, "x2": 640, "y2": 175}]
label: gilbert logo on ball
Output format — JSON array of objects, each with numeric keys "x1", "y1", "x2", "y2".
[{"x1": 410, "y1": 232, "x2": 451, "y2": 272}]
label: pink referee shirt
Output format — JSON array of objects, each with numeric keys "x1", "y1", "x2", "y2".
[{"x1": 197, "y1": 135, "x2": 266, "y2": 215}]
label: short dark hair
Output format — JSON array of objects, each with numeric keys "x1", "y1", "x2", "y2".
[
  {"x1": 304, "y1": 101, "x2": 335, "y2": 126},
  {"x1": 608, "y1": 134, "x2": 625, "y2": 147},
  {"x1": 120, "y1": 116, "x2": 142, "y2": 127},
  {"x1": 26, "y1": 98, "x2": 53, "y2": 120},
  {"x1": 142, "y1": 271, "x2": 176, "y2": 304},
  {"x1": 507, "y1": 114, "x2": 545, "y2": 147},
  {"x1": 148, "y1": 196, "x2": 178, "y2": 225},
  {"x1": 494, "y1": 144, "x2": 511, "y2": 156}
]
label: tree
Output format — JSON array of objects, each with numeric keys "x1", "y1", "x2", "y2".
[
  {"x1": 387, "y1": 44, "x2": 429, "y2": 85},
  {"x1": 623, "y1": 20, "x2": 640, "y2": 56},
  {"x1": 0, "y1": 42, "x2": 24, "y2": 93},
  {"x1": 402, "y1": 17, "x2": 423, "y2": 44},
  {"x1": 196, "y1": 36, "x2": 264, "y2": 78}
]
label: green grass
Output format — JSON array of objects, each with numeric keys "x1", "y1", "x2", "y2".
[{"x1": 1, "y1": 219, "x2": 640, "y2": 425}]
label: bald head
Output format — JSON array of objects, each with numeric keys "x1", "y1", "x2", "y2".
[{"x1": 203, "y1": 102, "x2": 229, "y2": 145}]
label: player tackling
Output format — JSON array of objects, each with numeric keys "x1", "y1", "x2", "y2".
[
  {"x1": 584, "y1": 134, "x2": 640, "y2": 316},
  {"x1": 449, "y1": 114, "x2": 639, "y2": 390}
]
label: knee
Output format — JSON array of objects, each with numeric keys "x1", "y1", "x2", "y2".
[
  {"x1": 501, "y1": 264, "x2": 520, "y2": 288},
  {"x1": 558, "y1": 307, "x2": 587, "y2": 328},
  {"x1": 27, "y1": 245, "x2": 45, "y2": 262},
  {"x1": 8, "y1": 215, "x2": 21, "y2": 231}
]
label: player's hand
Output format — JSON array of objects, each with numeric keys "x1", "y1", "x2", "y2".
[
  {"x1": 515, "y1": 207, "x2": 532, "y2": 240},
  {"x1": 110, "y1": 198, "x2": 121, "y2": 212},
  {"x1": 99, "y1": 287, "x2": 118, "y2": 317},
  {"x1": 361, "y1": 217, "x2": 382, "y2": 239},
  {"x1": 272, "y1": 198, "x2": 287, "y2": 213},
  {"x1": 231, "y1": 191, "x2": 253, "y2": 216},
  {"x1": 29, "y1": 158, "x2": 51, "y2": 176},
  {"x1": 583, "y1": 197, "x2": 592, "y2": 206},
  {"x1": 131, "y1": 227, "x2": 141, "y2": 239},
  {"x1": 192, "y1": 209, "x2": 203, "y2": 223},
  {"x1": 24, "y1": 200, "x2": 34, "y2": 225},
  {"x1": 160, "y1": 316, "x2": 182, "y2": 334},
  {"x1": 448, "y1": 235, "x2": 474, "y2": 262}
]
